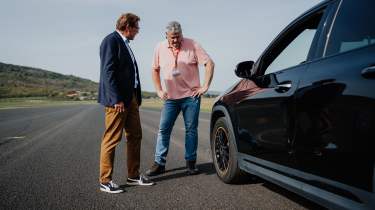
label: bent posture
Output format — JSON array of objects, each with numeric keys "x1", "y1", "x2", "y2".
[{"x1": 146, "y1": 21, "x2": 215, "y2": 176}]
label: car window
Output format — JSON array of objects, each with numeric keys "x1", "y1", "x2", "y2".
[
  {"x1": 262, "y1": 10, "x2": 325, "y2": 75},
  {"x1": 265, "y1": 29, "x2": 316, "y2": 75},
  {"x1": 325, "y1": 0, "x2": 375, "y2": 56}
]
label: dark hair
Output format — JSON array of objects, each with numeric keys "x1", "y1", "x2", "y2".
[{"x1": 116, "y1": 13, "x2": 140, "y2": 31}]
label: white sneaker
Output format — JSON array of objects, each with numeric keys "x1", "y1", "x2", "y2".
[
  {"x1": 127, "y1": 174, "x2": 154, "y2": 186},
  {"x1": 100, "y1": 180, "x2": 124, "y2": 193}
]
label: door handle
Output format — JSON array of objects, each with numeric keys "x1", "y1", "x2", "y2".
[
  {"x1": 361, "y1": 66, "x2": 375, "y2": 79},
  {"x1": 275, "y1": 81, "x2": 292, "y2": 93},
  {"x1": 276, "y1": 83, "x2": 292, "y2": 88}
]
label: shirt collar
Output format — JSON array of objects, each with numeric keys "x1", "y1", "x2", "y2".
[
  {"x1": 167, "y1": 38, "x2": 184, "y2": 49},
  {"x1": 116, "y1": 30, "x2": 130, "y2": 44}
]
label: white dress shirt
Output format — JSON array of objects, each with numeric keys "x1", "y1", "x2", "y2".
[{"x1": 116, "y1": 30, "x2": 139, "y2": 89}]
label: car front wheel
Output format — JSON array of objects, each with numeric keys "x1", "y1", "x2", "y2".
[{"x1": 211, "y1": 117, "x2": 243, "y2": 183}]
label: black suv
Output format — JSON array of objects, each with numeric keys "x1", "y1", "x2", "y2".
[{"x1": 210, "y1": 0, "x2": 375, "y2": 209}]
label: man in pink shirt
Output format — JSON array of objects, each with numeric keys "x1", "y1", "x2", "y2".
[{"x1": 146, "y1": 21, "x2": 215, "y2": 176}]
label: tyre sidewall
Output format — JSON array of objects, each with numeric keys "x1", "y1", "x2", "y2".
[{"x1": 211, "y1": 117, "x2": 241, "y2": 183}]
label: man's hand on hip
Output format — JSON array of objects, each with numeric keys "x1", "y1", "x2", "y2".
[
  {"x1": 114, "y1": 101, "x2": 125, "y2": 113},
  {"x1": 157, "y1": 90, "x2": 168, "y2": 100},
  {"x1": 192, "y1": 86, "x2": 208, "y2": 98}
]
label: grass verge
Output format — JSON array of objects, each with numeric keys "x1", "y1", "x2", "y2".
[
  {"x1": 0, "y1": 97, "x2": 96, "y2": 109},
  {"x1": 141, "y1": 97, "x2": 214, "y2": 113},
  {"x1": 0, "y1": 97, "x2": 215, "y2": 112}
]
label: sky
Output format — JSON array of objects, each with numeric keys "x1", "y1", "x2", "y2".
[{"x1": 0, "y1": 0, "x2": 322, "y2": 92}]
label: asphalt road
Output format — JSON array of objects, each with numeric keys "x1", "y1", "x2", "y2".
[{"x1": 0, "y1": 104, "x2": 324, "y2": 209}]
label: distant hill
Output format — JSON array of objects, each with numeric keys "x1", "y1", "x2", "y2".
[
  {"x1": 0, "y1": 62, "x2": 98, "y2": 99},
  {"x1": 0, "y1": 62, "x2": 219, "y2": 99}
]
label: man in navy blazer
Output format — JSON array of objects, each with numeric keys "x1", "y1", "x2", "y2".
[{"x1": 98, "y1": 13, "x2": 154, "y2": 194}]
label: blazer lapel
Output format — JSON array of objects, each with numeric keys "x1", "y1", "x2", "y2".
[
  {"x1": 113, "y1": 31, "x2": 139, "y2": 88},
  {"x1": 113, "y1": 31, "x2": 133, "y2": 64}
]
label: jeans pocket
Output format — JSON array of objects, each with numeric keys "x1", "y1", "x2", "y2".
[{"x1": 187, "y1": 97, "x2": 200, "y2": 106}]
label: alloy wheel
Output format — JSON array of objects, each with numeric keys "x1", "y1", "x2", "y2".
[{"x1": 214, "y1": 127, "x2": 230, "y2": 173}]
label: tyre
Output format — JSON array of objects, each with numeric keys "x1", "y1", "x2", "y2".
[{"x1": 211, "y1": 117, "x2": 243, "y2": 183}]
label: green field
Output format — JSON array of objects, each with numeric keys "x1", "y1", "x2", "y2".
[
  {"x1": 142, "y1": 97, "x2": 215, "y2": 113},
  {"x1": 0, "y1": 97, "x2": 216, "y2": 112},
  {"x1": 0, "y1": 97, "x2": 96, "y2": 109}
]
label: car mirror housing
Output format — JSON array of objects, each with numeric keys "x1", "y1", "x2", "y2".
[{"x1": 235, "y1": 61, "x2": 255, "y2": 79}]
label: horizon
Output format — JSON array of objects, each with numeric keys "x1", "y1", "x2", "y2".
[{"x1": 1, "y1": 61, "x2": 222, "y2": 94}]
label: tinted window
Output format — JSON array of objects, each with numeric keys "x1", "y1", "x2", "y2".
[
  {"x1": 262, "y1": 10, "x2": 324, "y2": 75},
  {"x1": 325, "y1": 0, "x2": 375, "y2": 56},
  {"x1": 265, "y1": 29, "x2": 316, "y2": 74}
]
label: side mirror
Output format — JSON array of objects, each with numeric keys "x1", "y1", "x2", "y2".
[{"x1": 235, "y1": 61, "x2": 254, "y2": 79}]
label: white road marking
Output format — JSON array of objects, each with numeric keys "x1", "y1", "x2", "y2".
[{"x1": 3, "y1": 136, "x2": 26, "y2": 140}]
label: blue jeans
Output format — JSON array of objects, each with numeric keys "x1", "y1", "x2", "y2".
[{"x1": 154, "y1": 97, "x2": 201, "y2": 165}]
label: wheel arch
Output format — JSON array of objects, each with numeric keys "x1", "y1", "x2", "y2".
[{"x1": 210, "y1": 105, "x2": 239, "y2": 150}]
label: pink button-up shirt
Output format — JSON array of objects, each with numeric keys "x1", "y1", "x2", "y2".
[{"x1": 152, "y1": 38, "x2": 211, "y2": 99}]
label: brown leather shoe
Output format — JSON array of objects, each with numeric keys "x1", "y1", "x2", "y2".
[
  {"x1": 145, "y1": 162, "x2": 165, "y2": 176},
  {"x1": 186, "y1": 160, "x2": 199, "y2": 175}
]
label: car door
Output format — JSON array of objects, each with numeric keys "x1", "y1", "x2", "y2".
[
  {"x1": 233, "y1": 4, "x2": 332, "y2": 167},
  {"x1": 293, "y1": 0, "x2": 375, "y2": 193}
]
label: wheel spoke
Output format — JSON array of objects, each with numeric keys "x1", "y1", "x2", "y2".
[{"x1": 214, "y1": 127, "x2": 230, "y2": 172}]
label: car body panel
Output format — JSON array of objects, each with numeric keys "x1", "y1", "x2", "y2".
[
  {"x1": 293, "y1": 44, "x2": 375, "y2": 192},
  {"x1": 210, "y1": 0, "x2": 375, "y2": 208}
]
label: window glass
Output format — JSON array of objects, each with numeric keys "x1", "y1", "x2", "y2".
[
  {"x1": 325, "y1": 0, "x2": 375, "y2": 56},
  {"x1": 265, "y1": 29, "x2": 317, "y2": 75}
]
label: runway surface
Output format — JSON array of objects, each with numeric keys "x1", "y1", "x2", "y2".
[{"x1": 0, "y1": 104, "x2": 323, "y2": 209}]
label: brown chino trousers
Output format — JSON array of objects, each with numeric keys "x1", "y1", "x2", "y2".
[{"x1": 99, "y1": 95, "x2": 141, "y2": 184}]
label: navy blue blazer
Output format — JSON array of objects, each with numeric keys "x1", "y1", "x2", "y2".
[{"x1": 98, "y1": 31, "x2": 142, "y2": 107}]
